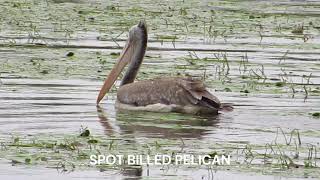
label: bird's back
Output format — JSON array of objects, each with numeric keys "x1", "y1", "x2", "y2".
[{"x1": 116, "y1": 77, "x2": 222, "y2": 114}]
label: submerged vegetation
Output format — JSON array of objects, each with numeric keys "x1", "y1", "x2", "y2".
[
  {"x1": 0, "y1": 127, "x2": 319, "y2": 177},
  {"x1": 0, "y1": 0, "x2": 319, "y2": 98},
  {"x1": 312, "y1": 112, "x2": 320, "y2": 118},
  {"x1": 0, "y1": 0, "x2": 320, "y2": 179}
]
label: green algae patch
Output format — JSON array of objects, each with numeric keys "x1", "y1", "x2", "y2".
[
  {"x1": 311, "y1": 112, "x2": 320, "y2": 118},
  {"x1": 0, "y1": 128, "x2": 319, "y2": 178},
  {"x1": 0, "y1": 0, "x2": 320, "y2": 179}
]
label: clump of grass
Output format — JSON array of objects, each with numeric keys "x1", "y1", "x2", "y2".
[
  {"x1": 311, "y1": 112, "x2": 320, "y2": 118},
  {"x1": 208, "y1": 151, "x2": 218, "y2": 157},
  {"x1": 80, "y1": 127, "x2": 90, "y2": 137},
  {"x1": 87, "y1": 139, "x2": 98, "y2": 144},
  {"x1": 204, "y1": 151, "x2": 219, "y2": 160},
  {"x1": 110, "y1": 52, "x2": 120, "y2": 56},
  {"x1": 40, "y1": 70, "x2": 49, "y2": 74},
  {"x1": 249, "y1": 15, "x2": 255, "y2": 19},
  {"x1": 292, "y1": 24, "x2": 304, "y2": 34},
  {"x1": 179, "y1": 7, "x2": 187, "y2": 16},
  {"x1": 25, "y1": 158, "x2": 31, "y2": 164},
  {"x1": 275, "y1": 82, "x2": 285, "y2": 87},
  {"x1": 241, "y1": 89, "x2": 250, "y2": 93},
  {"x1": 224, "y1": 87, "x2": 232, "y2": 92},
  {"x1": 66, "y1": 52, "x2": 74, "y2": 57}
]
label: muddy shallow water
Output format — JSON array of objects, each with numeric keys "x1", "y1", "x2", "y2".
[{"x1": 1, "y1": 0, "x2": 320, "y2": 179}]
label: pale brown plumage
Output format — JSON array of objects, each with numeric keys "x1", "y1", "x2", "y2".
[{"x1": 117, "y1": 77, "x2": 222, "y2": 114}]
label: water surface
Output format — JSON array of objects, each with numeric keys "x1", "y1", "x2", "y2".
[{"x1": 0, "y1": 0, "x2": 320, "y2": 179}]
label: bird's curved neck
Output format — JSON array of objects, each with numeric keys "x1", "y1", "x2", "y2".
[{"x1": 120, "y1": 36, "x2": 147, "y2": 86}]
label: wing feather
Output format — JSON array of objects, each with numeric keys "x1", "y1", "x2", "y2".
[
  {"x1": 117, "y1": 77, "x2": 222, "y2": 110},
  {"x1": 177, "y1": 78, "x2": 221, "y2": 109}
]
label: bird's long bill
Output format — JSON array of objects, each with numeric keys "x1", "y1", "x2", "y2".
[{"x1": 96, "y1": 41, "x2": 133, "y2": 104}]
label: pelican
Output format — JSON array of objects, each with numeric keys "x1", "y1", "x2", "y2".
[{"x1": 97, "y1": 21, "x2": 232, "y2": 115}]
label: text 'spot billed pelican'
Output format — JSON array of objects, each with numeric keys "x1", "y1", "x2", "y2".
[{"x1": 97, "y1": 21, "x2": 232, "y2": 115}]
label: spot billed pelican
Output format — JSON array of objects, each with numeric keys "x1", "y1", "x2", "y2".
[{"x1": 97, "y1": 21, "x2": 232, "y2": 115}]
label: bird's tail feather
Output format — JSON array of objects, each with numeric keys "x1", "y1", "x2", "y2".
[{"x1": 219, "y1": 103, "x2": 234, "y2": 112}]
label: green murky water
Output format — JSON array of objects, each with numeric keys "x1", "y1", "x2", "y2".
[{"x1": 0, "y1": 0, "x2": 320, "y2": 179}]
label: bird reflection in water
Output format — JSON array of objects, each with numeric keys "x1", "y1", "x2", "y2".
[
  {"x1": 96, "y1": 106, "x2": 221, "y2": 139},
  {"x1": 96, "y1": 105, "x2": 222, "y2": 179}
]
